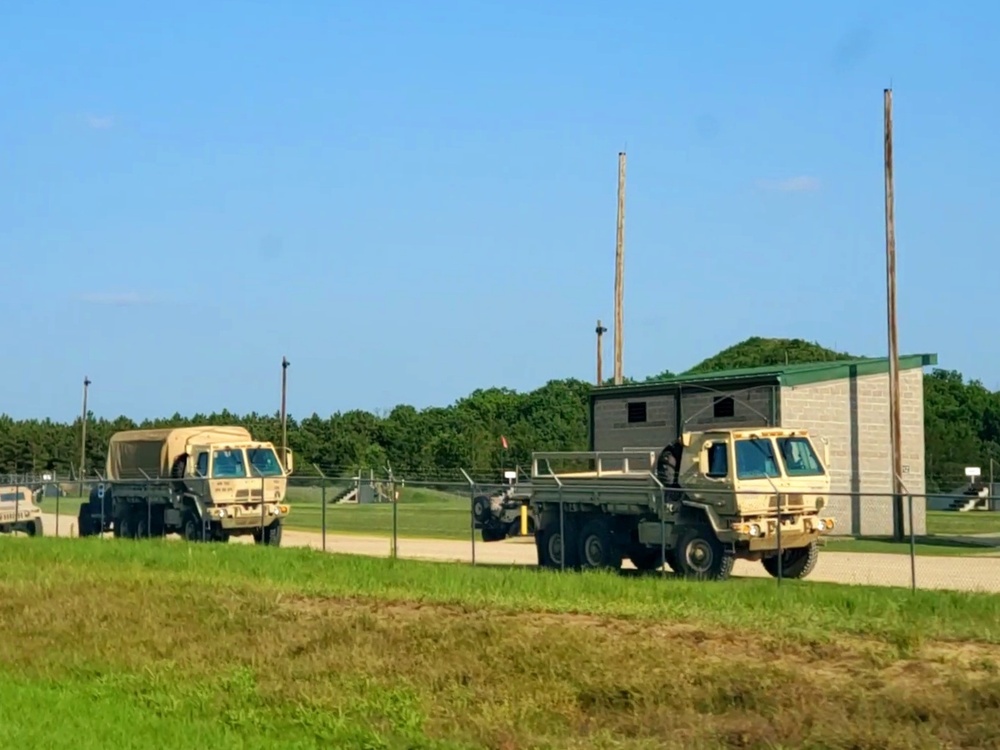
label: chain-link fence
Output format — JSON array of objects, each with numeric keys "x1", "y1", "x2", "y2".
[{"x1": 6, "y1": 470, "x2": 1000, "y2": 594}]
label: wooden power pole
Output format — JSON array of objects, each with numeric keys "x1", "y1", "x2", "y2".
[
  {"x1": 595, "y1": 319, "x2": 607, "y2": 385},
  {"x1": 884, "y1": 88, "x2": 905, "y2": 541},
  {"x1": 613, "y1": 151, "x2": 626, "y2": 385}
]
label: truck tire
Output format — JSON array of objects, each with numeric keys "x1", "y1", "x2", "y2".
[
  {"x1": 536, "y1": 516, "x2": 579, "y2": 570},
  {"x1": 761, "y1": 541, "x2": 819, "y2": 580},
  {"x1": 77, "y1": 505, "x2": 94, "y2": 538},
  {"x1": 481, "y1": 525, "x2": 506, "y2": 543},
  {"x1": 116, "y1": 509, "x2": 133, "y2": 540},
  {"x1": 133, "y1": 511, "x2": 150, "y2": 539},
  {"x1": 258, "y1": 520, "x2": 282, "y2": 547},
  {"x1": 673, "y1": 525, "x2": 734, "y2": 581},
  {"x1": 472, "y1": 495, "x2": 492, "y2": 526},
  {"x1": 181, "y1": 513, "x2": 204, "y2": 542},
  {"x1": 629, "y1": 546, "x2": 674, "y2": 573},
  {"x1": 577, "y1": 517, "x2": 622, "y2": 571},
  {"x1": 24, "y1": 518, "x2": 43, "y2": 537}
]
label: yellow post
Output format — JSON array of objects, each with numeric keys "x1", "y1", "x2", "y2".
[{"x1": 520, "y1": 504, "x2": 529, "y2": 536}]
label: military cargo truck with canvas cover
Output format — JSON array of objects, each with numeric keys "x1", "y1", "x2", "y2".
[
  {"x1": 529, "y1": 427, "x2": 836, "y2": 581},
  {"x1": 77, "y1": 426, "x2": 293, "y2": 544},
  {"x1": 0, "y1": 485, "x2": 43, "y2": 537}
]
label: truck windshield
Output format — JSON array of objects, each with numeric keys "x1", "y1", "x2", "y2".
[
  {"x1": 212, "y1": 449, "x2": 247, "y2": 478},
  {"x1": 734, "y1": 438, "x2": 781, "y2": 480},
  {"x1": 776, "y1": 436, "x2": 825, "y2": 476},
  {"x1": 247, "y1": 447, "x2": 284, "y2": 477}
]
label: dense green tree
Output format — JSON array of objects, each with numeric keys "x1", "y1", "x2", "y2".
[{"x1": 0, "y1": 338, "x2": 994, "y2": 490}]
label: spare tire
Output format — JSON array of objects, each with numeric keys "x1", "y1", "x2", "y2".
[{"x1": 472, "y1": 495, "x2": 491, "y2": 524}]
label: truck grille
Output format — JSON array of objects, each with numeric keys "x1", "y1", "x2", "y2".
[{"x1": 772, "y1": 493, "x2": 808, "y2": 511}]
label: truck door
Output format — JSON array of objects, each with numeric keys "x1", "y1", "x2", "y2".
[{"x1": 190, "y1": 444, "x2": 211, "y2": 497}]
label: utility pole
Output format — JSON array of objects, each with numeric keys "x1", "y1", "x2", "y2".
[
  {"x1": 280, "y1": 356, "x2": 290, "y2": 469},
  {"x1": 884, "y1": 87, "x2": 905, "y2": 541},
  {"x1": 79, "y1": 376, "x2": 91, "y2": 496},
  {"x1": 614, "y1": 151, "x2": 626, "y2": 385},
  {"x1": 595, "y1": 319, "x2": 607, "y2": 385}
]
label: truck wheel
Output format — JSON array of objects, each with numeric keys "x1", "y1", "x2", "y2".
[
  {"x1": 259, "y1": 521, "x2": 282, "y2": 546},
  {"x1": 472, "y1": 495, "x2": 492, "y2": 526},
  {"x1": 762, "y1": 542, "x2": 819, "y2": 579},
  {"x1": 536, "y1": 517, "x2": 579, "y2": 570},
  {"x1": 116, "y1": 511, "x2": 132, "y2": 540},
  {"x1": 77, "y1": 506, "x2": 93, "y2": 538},
  {"x1": 23, "y1": 518, "x2": 43, "y2": 537},
  {"x1": 674, "y1": 525, "x2": 734, "y2": 581},
  {"x1": 577, "y1": 517, "x2": 622, "y2": 571},
  {"x1": 629, "y1": 547, "x2": 674, "y2": 573},
  {"x1": 133, "y1": 513, "x2": 149, "y2": 540},
  {"x1": 181, "y1": 514, "x2": 204, "y2": 542},
  {"x1": 481, "y1": 525, "x2": 506, "y2": 543}
]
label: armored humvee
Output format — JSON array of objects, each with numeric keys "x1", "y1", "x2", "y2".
[
  {"x1": 0, "y1": 485, "x2": 44, "y2": 537},
  {"x1": 527, "y1": 427, "x2": 836, "y2": 581},
  {"x1": 77, "y1": 426, "x2": 293, "y2": 544}
]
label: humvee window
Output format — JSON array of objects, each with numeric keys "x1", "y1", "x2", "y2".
[
  {"x1": 777, "y1": 436, "x2": 825, "y2": 476},
  {"x1": 706, "y1": 442, "x2": 729, "y2": 478},
  {"x1": 735, "y1": 438, "x2": 780, "y2": 479}
]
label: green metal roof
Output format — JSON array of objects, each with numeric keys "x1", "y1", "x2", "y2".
[{"x1": 591, "y1": 353, "x2": 938, "y2": 397}]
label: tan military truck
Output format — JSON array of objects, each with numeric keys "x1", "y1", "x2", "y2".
[
  {"x1": 528, "y1": 427, "x2": 836, "y2": 581},
  {"x1": 0, "y1": 485, "x2": 44, "y2": 537},
  {"x1": 77, "y1": 426, "x2": 293, "y2": 544}
]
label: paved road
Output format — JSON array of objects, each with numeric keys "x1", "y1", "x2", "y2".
[{"x1": 35, "y1": 511, "x2": 1000, "y2": 594}]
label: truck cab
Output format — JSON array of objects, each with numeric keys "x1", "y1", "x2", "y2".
[{"x1": 526, "y1": 426, "x2": 836, "y2": 581}]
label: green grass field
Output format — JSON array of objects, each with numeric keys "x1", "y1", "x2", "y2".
[
  {"x1": 0, "y1": 537, "x2": 998, "y2": 748},
  {"x1": 35, "y1": 488, "x2": 1000, "y2": 555}
]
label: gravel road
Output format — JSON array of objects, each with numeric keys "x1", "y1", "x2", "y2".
[{"x1": 35, "y1": 511, "x2": 1000, "y2": 594}]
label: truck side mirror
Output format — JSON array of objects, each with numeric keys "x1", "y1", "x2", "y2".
[
  {"x1": 282, "y1": 448, "x2": 294, "y2": 474},
  {"x1": 820, "y1": 438, "x2": 830, "y2": 467}
]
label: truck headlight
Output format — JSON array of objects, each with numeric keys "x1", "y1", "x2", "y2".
[{"x1": 748, "y1": 523, "x2": 762, "y2": 537}]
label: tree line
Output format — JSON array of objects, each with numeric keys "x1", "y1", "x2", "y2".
[{"x1": 0, "y1": 338, "x2": 996, "y2": 490}]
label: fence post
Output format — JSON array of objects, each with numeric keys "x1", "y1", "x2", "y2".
[
  {"x1": 908, "y1": 494, "x2": 916, "y2": 592},
  {"x1": 388, "y1": 465, "x2": 397, "y2": 560},
  {"x1": 559, "y1": 485, "x2": 565, "y2": 572},
  {"x1": 776, "y1": 491, "x2": 783, "y2": 586},
  {"x1": 55, "y1": 478, "x2": 60, "y2": 537},
  {"x1": 312, "y1": 464, "x2": 328, "y2": 553},
  {"x1": 258, "y1": 474, "x2": 265, "y2": 544},
  {"x1": 95, "y1": 471, "x2": 106, "y2": 540},
  {"x1": 460, "y1": 469, "x2": 476, "y2": 566}
]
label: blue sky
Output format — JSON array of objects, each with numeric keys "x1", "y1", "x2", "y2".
[{"x1": 1, "y1": 0, "x2": 997, "y2": 422}]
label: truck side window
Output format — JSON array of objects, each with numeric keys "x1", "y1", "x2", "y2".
[
  {"x1": 196, "y1": 452, "x2": 209, "y2": 477},
  {"x1": 706, "y1": 443, "x2": 728, "y2": 478}
]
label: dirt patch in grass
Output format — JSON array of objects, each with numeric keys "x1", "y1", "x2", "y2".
[{"x1": 2, "y1": 577, "x2": 1000, "y2": 749}]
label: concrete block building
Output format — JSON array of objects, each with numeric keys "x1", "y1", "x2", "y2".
[{"x1": 587, "y1": 354, "x2": 937, "y2": 536}]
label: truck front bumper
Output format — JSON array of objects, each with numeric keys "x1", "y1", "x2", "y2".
[
  {"x1": 724, "y1": 515, "x2": 836, "y2": 551},
  {"x1": 209, "y1": 503, "x2": 289, "y2": 530}
]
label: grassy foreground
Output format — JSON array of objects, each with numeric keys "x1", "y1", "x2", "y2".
[{"x1": 2, "y1": 539, "x2": 1000, "y2": 748}]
